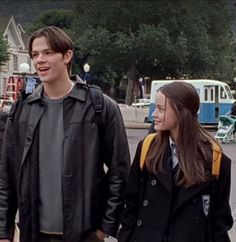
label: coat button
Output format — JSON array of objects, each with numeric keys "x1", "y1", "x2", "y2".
[
  {"x1": 151, "y1": 179, "x2": 157, "y2": 186},
  {"x1": 137, "y1": 219, "x2": 142, "y2": 226},
  {"x1": 143, "y1": 200, "x2": 149, "y2": 206}
]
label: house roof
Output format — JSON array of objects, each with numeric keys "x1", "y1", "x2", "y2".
[
  {"x1": 17, "y1": 23, "x2": 29, "y2": 47},
  {"x1": 0, "y1": 15, "x2": 11, "y2": 35},
  {"x1": 0, "y1": 15, "x2": 28, "y2": 49}
]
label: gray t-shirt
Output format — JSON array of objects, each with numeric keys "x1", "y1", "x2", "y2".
[{"x1": 39, "y1": 96, "x2": 64, "y2": 233}]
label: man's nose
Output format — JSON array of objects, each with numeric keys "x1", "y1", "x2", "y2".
[{"x1": 36, "y1": 53, "x2": 45, "y2": 62}]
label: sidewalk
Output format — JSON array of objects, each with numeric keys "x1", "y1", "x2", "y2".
[
  {"x1": 119, "y1": 104, "x2": 151, "y2": 129},
  {"x1": 124, "y1": 121, "x2": 151, "y2": 129}
]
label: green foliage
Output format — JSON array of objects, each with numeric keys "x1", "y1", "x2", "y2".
[
  {"x1": 0, "y1": 37, "x2": 10, "y2": 67},
  {"x1": 74, "y1": 0, "x2": 235, "y2": 82},
  {"x1": 27, "y1": 0, "x2": 236, "y2": 100},
  {"x1": 28, "y1": 9, "x2": 76, "y2": 36}
]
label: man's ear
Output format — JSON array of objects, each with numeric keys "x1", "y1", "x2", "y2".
[{"x1": 64, "y1": 50, "x2": 73, "y2": 64}]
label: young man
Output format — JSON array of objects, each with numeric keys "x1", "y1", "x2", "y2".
[{"x1": 0, "y1": 26, "x2": 130, "y2": 242}]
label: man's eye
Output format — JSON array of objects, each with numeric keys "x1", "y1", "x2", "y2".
[{"x1": 46, "y1": 51, "x2": 54, "y2": 55}]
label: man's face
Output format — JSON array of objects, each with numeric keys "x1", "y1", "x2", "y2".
[{"x1": 31, "y1": 36, "x2": 71, "y2": 84}]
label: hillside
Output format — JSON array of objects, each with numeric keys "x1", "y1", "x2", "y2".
[{"x1": 0, "y1": 0, "x2": 76, "y2": 28}]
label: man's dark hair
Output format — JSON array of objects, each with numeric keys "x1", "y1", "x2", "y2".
[{"x1": 28, "y1": 26, "x2": 74, "y2": 73}]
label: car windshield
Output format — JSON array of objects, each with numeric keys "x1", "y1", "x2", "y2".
[{"x1": 225, "y1": 85, "x2": 234, "y2": 99}]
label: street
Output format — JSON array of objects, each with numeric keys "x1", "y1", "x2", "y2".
[{"x1": 126, "y1": 128, "x2": 236, "y2": 242}]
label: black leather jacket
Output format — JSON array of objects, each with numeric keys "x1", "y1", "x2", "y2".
[{"x1": 0, "y1": 82, "x2": 130, "y2": 242}]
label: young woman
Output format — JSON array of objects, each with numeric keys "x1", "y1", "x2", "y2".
[{"x1": 118, "y1": 81, "x2": 233, "y2": 242}]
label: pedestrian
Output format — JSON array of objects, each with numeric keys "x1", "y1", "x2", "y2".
[
  {"x1": 138, "y1": 77, "x2": 144, "y2": 99},
  {"x1": 118, "y1": 81, "x2": 233, "y2": 242},
  {"x1": 0, "y1": 26, "x2": 130, "y2": 242},
  {"x1": 231, "y1": 101, "x2": 236, "y2": 116}
]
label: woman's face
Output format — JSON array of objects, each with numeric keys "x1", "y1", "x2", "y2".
[{"x1": 152, "y1": 91, "x2": 178, "y2": 139}]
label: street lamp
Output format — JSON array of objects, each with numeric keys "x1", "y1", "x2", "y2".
[
  {"x1": 83, "y1": 63, "x2": 90, "y2": 73},
  {"x1": 19, "y1": 63, "x2": 37, "y2": 95},
  {"x1": 19, "y1": 63, "x2": 30, "y2": 74},
  {"x1": 83, "y1": 63, "x2": 91, "y2": 84},
  {"x1": 18, "y1": 63, "x2": 30, "y2": 91}
]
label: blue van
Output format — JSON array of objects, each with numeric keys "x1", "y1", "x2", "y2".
[{"x1": 149, "y1": 79, "x2": 235, "y2": 124}]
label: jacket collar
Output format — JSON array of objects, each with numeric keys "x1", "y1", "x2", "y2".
[{"x1": 26, "y1": 76, "x2": 87, "y2": 103}]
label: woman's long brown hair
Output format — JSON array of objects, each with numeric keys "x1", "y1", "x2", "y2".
[{"x1": 145, "y1": 81, "x2": 221, "y2": 188}]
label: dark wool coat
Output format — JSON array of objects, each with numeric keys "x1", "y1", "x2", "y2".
[
  {"x1": 118, "y1": 141, "x2": 233, "y2": 242},
  {"x1": 0, "y1": 82, "x2": 130, "y2": 242}
]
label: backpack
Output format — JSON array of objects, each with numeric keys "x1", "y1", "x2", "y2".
[
  {"x1": 70, "y1": 74, "x2": 104, "y2": 114},
  {"x1": 71, "y1": 75, "x2": 104, "y2": 133},
  {"x1": 140, "y1": 133, "x2": 222, "y2": 179}
]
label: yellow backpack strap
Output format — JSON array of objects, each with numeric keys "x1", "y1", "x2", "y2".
[
  {"x1": 212, "y1": 142, "x2": 222, "y2": 178},
  {"x1": 140, "y1": 133, "x2": 157, "y2": 169}
]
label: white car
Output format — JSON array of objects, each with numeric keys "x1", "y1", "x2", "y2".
[{"x1": 132, "y1": 98, "x2": 150, "y2": 108}]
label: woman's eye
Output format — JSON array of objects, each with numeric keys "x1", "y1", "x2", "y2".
[{"x1": 156, "y1": 106, "x2": 165, "y2": 112}]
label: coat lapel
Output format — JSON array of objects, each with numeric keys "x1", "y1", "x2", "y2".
[
  {"x1": 172, "y1": 176, "x2": 216, "y2": 214},
  {"x1": 156, "y1": 147, "x2": 173, "y2": 194},
  {"x1": 21, "y1": 102, "x2": 45, "y2": 166}
]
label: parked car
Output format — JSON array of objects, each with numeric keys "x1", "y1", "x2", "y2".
[{"x1": 132, "y1": 98, "x2": 150, "y2": 108}]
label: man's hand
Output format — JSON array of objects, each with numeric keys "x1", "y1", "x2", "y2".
[{"x1": 0, "y1": 240, "x2": 11, "y2": 242}]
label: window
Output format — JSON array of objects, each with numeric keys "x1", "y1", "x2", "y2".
[
  {"x1": 204, "y1": 88, "x2": 208, "y2": 101},
  {"x1": 13, "y1": 55, "x2": 18, "y2": 71},
  {"x1": 204, "y1": 86, "x2": 215, "y2": 102},
  {"x1": 225, "y1": 85, "x2": 233, "y2": 99},
  {"x1": 220, "y1": 86, "x2": 227, "y2": 99},
  {"x1": 210, "y1": 89, "x2": 214, "y2": 101}
]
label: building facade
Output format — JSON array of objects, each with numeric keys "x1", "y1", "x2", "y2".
[{"x1": 0, "y1": 15, "x2": 35, "y2": 97}]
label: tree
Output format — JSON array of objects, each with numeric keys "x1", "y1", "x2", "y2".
[
  {"x1": 74, "y1": 1, "x2": 176, "y2": 103},
  {"x1": 27, "y1": 9, "x2": 77, "y2": 38},
  {"x1": 0, "y1": 37, "x2": 9, "y2": 67},
  {"x1": 74, "y1": 0, "x2": 236, "y2": 104},
  {"x1": 28, "y1": 0, "x2": 236, "y2": 103}
]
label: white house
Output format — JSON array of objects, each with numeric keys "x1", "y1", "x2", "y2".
[{"x1": 0, "y1": 15, "x2": 35, "y2": 97}]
